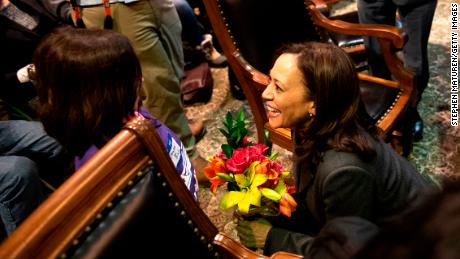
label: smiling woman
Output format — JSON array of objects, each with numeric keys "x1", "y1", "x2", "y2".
[
  {"x1": 235, "y1": 41, "x2": 437, "y2": 258},
  {"x1": 262, "y1": 53, "x2": 314, "y2": 129}
]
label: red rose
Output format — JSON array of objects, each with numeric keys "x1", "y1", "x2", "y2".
[{"x1": 226, "y1": 147, "x2": 251, "y2": 174}]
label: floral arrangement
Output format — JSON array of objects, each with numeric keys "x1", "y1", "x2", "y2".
[{"x1": 204, "y1": 111, "x2": 297, "y2": 218}]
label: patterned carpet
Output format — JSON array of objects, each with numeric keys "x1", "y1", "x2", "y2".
[{"x1": 184, "y1": 0, "x2": 458, "y2": 235}]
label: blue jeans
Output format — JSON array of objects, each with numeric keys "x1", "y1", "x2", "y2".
[
  {"x1": 0, "y1": 120, "x2": 66, "y2": 161},
  {"x1": 173, "y1": 0, "x2": 204, "y2": 47},
  {"x1": 0, "y1": 156, "x2": 43, "y2": 234},
  {"x1": 0, "y1": 120, "x2": 70, "y2": 234}
]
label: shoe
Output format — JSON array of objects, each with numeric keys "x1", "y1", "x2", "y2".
[
  {"x1": 191, "y1": 155, "x2": 210, "y2": 185},
  {"x1": 200, "y1": 34, "x2": 227, "y2": 68},
  {"x1": 412, "y1": 111, "x2": 423, "y2": 142}
]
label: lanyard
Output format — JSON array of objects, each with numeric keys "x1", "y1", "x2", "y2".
[
  {"x1": 70, "y1": 0, "x2": 85, "y2": 28},
  {"x1": 102, "y1": 0, "x2": 113, "y2": 29},
  {"x1": 70, "y1": 0, "x2": 113, "y2": 29}
]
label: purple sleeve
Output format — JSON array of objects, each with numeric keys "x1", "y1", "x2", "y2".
[
  {"x1": 74, "y1": 109, "x2": 199, "y2": 200},
  {"x1": 140, "y1": 109, "x2": 199, "y2": 199}
]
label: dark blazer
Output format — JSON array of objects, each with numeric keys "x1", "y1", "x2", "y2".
[
  {"x1": 392, "y1": 0, "x2": 434, "y2": 7},
  {"x1": 0, "y1": 0, "x2": 61, "y2": 116},
  {"x1": 264, "y1": 131, "x2": 435, "y2": 258}
]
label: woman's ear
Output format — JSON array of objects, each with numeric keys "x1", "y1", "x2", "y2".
[{"x1": 307, "y1": 101, "x2": 316, "y2": 116}]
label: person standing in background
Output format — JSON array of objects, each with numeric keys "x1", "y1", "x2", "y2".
[
  {"x1": 68, "y1": 0, "x2": 208, "y2": 180},
  {"x1": 357, "y1": 0, "x2": 437, "y2": 141},
  {"x1": 173, "y1": 0, "x2": 226, "y2": 68}
]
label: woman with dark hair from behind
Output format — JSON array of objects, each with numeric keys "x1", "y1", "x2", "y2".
[
  {"x1": 33, "y1": 26, "x2": 199, "y2": 199},
  {"x1": 354, "y1": 177, "x2": 460, "y2": 259},
  {"x1": 235, "y1": 41, "x2": 437, "y2": 258}
]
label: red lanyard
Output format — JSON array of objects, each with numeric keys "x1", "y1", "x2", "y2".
[
  {"x1": 103, "y1": 0, "x2": 111, "y2": 18},
  {"x1": 71, "y1": 0, "x2": 112, "y2": 29},
  {"x1": 102, "y1": 0, "x2": 113, "y2": 29}
]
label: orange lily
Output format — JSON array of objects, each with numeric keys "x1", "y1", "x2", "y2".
[{"x1": 204, "y1": 156, "x2": 228, "y2": 193}]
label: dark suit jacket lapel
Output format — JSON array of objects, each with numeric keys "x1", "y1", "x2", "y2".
[
  {"x1": 11, "y1": 0, "x2": 56, "y2": 21},
  {"x1": 1, "y1": 0, "x2": 57, "y2": 37},
  {"x1": 0, "y1": 13, "x2": 41, "y2": 38}
]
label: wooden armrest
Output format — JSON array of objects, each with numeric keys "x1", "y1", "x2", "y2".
[
  {"x1": 214, "y1": 232, "x2": 266, "y2": 259},
  {"x1": 308, "y1": 0, "x2": 405, "y2": 49},
  {"x1": 358, "y1": 73, "x2": 399, "y2": 89},
  {"x1": 311, "y1": 0, "x2": 329, "y2": 11},
  {"x1": 271, "y1": 251, "x2": 304, "y2": 259},
  {"x1": 213, "y1": 232, "x2": 303, "y2": 259},
  {"x1": 323, "y1": 0, "x2": 341, "y2": 4}
]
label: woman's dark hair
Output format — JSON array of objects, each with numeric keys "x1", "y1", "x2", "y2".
[
  {"x1": 275, "y1": 42, "x2": 379, "y2": 165},
  {"x1": 33, "y1": 26, "x2": 142, "y2": 156},
  {"x1": 354, "y1": 178, "x2": 459, "y2": 259}
]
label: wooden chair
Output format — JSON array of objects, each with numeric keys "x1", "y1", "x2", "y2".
[
  {"x1": 0, "y1": 116, "x2": 302, "y2": 259},
  {"x1": 203, "y1": 0, "x2": 414, "y2": 154}
]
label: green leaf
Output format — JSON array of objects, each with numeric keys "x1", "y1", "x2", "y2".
[
  {"x1": 268, "y1": 151, "x2": 279, "y2": 160},
  {"x1": 235, "y1": 130, "x2": 242, "y2": 145},
  {"x1": 260, "y1": 188, "x2": 282, "y2": 201},
  {"x1": 220, "y1": 109, "x2": 252, "y2": 150},
  {"x1": 219, "y1": 128, "x2": 229, "y2": 138},
  {"x1": 221, "y1": 144, "x2": 233, "y2": 158},
  {"x1": 264, "y1": 129, "x2": 273, "y2": 154},
  {"x1": 217, "y1": 172, "x2": 233, "y2": 182},
  {"x1": 239, "y1": 128, "x2": 248, "y2": 144},
  {"x1": 273, "y1": 181, "x2": 287, "y2": 195},
  {"x1": 224, "y1": 112, "x2": 233, "y2": 129},
  {"x1": 237, "y1": 110, "x2": 245, "y2": 123},
  {"x1": 230, "y1": 129, "x2": 239, "y2": 141},
  {"x1": 235, "y1": 120, "x2": 245, "y2": 129},
  {"x1": 220, "y1": 191, "x2": 245, "y2": 209},
  {"x1": 227, "y1": 181, "x2": 240, "y2": 191}
]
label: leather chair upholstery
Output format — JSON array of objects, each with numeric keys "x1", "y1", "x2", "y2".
[{"x1": 360, "y1": 81, "x2": 400, "y2": 124}]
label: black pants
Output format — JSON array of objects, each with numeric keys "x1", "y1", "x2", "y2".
[{"x1": 357, "y1": 0, "x2": 437, "y2": 106}]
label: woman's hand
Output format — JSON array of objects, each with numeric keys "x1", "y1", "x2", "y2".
[{"x1": 236, "y1": 218, "x2": 272, "y2": 249}]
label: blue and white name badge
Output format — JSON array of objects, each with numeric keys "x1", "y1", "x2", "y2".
[
  {"x1": 167, "y1": 134, "x2": 194, "y2": 191},
  {"x1": 167, "y1": 134, "x2": 181, "y2": 166}
]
